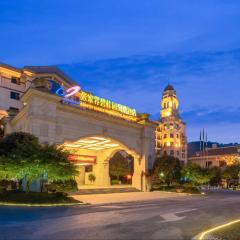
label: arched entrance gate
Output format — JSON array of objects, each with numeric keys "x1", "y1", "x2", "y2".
[
  {"x1": 6, "y1": 88, "x2": 157, "y2": 191},
  {"x1": 62, "y1": 135, "x2": 140, "y2": 188}
]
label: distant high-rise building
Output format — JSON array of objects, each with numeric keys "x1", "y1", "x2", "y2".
[{"x1": 156, "y1": 84, "x2": 187, "y2": 162}]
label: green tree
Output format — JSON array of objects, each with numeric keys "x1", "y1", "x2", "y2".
[
  {"x1": 210, "y1": 166, "x2": 222, "y2": 186},
  {"x1": 152, "y1": 155, "x2": 182, "y2": 187},
  {"x1": 222, "y1": 164, "x2": 240, "y2": 188},
  {"x1": 181, "y1": 163, "x2": 214, "y2": 186},
  {"x1": 109, "y1": 152, "x2": 132, "y2": 180},
  {"x1": 0, "y1": 132, "x2": 78, "y2": 192}
]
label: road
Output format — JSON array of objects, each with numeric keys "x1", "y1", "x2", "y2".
[{"x1": 0, "y1": 190, "x2": 240, "y2": 240}]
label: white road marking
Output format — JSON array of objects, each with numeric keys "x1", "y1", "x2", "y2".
[
  {"x1": 160, "y1": 208, "x2": 197, "y2": 222},
  {"x1": 98, "y1": 205, "x2": 125, "y2": 209}
]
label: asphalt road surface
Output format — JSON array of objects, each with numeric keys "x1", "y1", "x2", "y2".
[{"x1": 1, "y1": 189, "x2": 240, "y2": 240}]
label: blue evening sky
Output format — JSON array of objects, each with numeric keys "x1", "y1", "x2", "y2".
[{"x1": 0, "y1": 0, "x2": 240, "y2": 143}]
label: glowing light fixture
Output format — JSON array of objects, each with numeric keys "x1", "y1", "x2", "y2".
[{"x1": 63, "y1": 137, "x2": 120, "y2": 151}]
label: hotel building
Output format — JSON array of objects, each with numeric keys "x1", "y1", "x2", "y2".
[
  {"x1": 155, "y1": 84, "x2": 187, "y2": 162},
  {"x1": 0, "y1": 62, "x2": 158, "y2": 191},
  {"x1": 188, "y1": 145, "x2": 240, "y2": 168}
]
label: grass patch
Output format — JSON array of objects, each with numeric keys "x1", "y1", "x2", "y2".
[
  {"x1": 0, "y1": 191, "x2": 81, "y2": 205},
  {"x1": 206, "y1": 222, "x2": 240, "y2": 240}
]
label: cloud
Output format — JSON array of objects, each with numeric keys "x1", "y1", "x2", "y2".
[
  {"x1": 58, "y1": 49, "x2": 240, "y2": 142},
  {"x1": 182, "y1": 106, "x2": 240, "y2": 125}
]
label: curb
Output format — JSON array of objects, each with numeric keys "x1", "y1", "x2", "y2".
[
  {"x1": 193, "y1": 219, "x2": 240, "y2": 240},
  {"x1": 0, "y1": 202, "x2": 89, "y2": 207}
]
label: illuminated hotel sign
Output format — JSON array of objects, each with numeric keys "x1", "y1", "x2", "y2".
[
  {"x1": 79, "y1": 91, "x2": 137, "y2": 121},
  {"x1": 68, "y1": 154, "x2": 97, "y2": 165},
  {"x1": 55, "y1": 84, "x2": 137, "y2": 121},
  {"x1": 56, "y1": 85, "x2": 81, "y2": 105}
]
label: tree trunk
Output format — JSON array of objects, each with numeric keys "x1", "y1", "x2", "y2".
[
  {"x1": 40, "y1": 180, "x2": 44, "y2": 193},
  {"x1": 26, "y1": 179, "x2": 31, "y2": 193}
]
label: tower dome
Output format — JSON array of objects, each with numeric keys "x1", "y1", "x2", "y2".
[{"x1": 164, "y1": 84, "x2": 174, "y2": 92}]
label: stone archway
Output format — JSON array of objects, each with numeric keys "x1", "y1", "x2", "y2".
[{"x1": 61, "y1": 135, "x2": 142, "y2": 189}]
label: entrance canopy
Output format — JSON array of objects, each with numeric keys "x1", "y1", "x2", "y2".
[{"x1": 63, "y1": 136, "x2": 120, "y2": 151}]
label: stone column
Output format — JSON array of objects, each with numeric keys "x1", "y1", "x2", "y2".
[
  {"x1": 75, "y1": 166, "x2": 85, "y2": 188},
  {"x1": 94, "y1": 151, "x2": 110, "y2": 186},
  {"x1": 132, "y1": 156, "x2": 145, "y2": 191}
]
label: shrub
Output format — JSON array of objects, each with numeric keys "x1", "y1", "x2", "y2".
[
  {"x1": 88, "y1": 174, "x2": 96, "y2": 183},
  {"x1": 47, "y1": 179, "x2": 78, "y2": 193},
  {"x1": 111, "y1": 179, "x2": 120, "y2": 185}
]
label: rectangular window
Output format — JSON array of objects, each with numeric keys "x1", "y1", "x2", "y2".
[
  {"x1": 170, "y1": 133, "x2": 174, "y2": 138},
  {"x1": 11, "y1": 77, "x2": 20, "y2": 85},
  {"x1": 10, "y1": 91, "x2": 20, "y2": 100},
  {"x1": 170, "y1": 150, "x2": 174, "y2": 155},
  {"x1": 170, "y1": 142, "x2": 174, "y2": 147},
  {"x1": 164, "y1": 134, "x2": 167, "y2": 138}
]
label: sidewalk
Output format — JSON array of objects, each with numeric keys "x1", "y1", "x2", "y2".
[{"x1": 71, "y1": 191, "x2": 189, "y2": 205}]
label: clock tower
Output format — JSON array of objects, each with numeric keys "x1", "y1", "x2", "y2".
[{"x1": 156, "y1": 84, "x2": 187, "y2": 162}]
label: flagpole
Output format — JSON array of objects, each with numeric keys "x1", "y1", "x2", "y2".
[
  {"x1": 206, "y1": 131, "x2": 208, "y2": 164},
  {"x1": 203, "y1": 128, "x2": 205, "y2": 167},
  {"x1": 200, "y1": 130, "x2": 202, "y2": 167}
]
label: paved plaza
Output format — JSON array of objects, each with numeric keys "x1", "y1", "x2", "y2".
[
  {"x1": 71, "y1": 191, "x2": 189, "y2": 205},
  {"x1": 1, "y1": 189, "x2": 240, "y2": 239}
]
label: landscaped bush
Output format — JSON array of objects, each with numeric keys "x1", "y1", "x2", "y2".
[
  {"x1": 151, "y1": 185, "x2": 176, "y2": 192},
  {"x1": 88, "y1": 174, "x2": 96, "y2": 183},
  {"x1": 151, "y1": 183, "x2": 201, "y2": 194},
  {"x1": 46, "y1": 179, "x2": 78, "y2": 193},
  {"x1": 182, "y1": 186, "x2": 200, "y2": 194},
  {"x1": 111, "y1": 179, "x2": 121, "y2": 185},
  {"x1": 0, "y1": 191, "x2": 80, "y2": 204}
]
